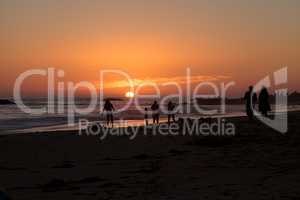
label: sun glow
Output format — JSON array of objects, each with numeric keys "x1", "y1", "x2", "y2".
[{"x1": 125, "y1": 91, "x2": 135, "y2": 98}]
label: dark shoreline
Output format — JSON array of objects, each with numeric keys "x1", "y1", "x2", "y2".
[{"x1": 0, "y1": 111, "x2": 299, "y2": 199}]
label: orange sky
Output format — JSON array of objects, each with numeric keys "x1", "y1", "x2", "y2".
[{"x1": 0, "y1": 0, "x2": 299, "y2": 97}]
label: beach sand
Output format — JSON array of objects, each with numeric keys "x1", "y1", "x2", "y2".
[{"x1": 0, "y1": 112, "x2": 300, "y2": 199}]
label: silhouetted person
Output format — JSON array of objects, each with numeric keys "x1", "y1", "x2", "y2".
[
  {"x1": 167, "y1": 101, "x2": 176, "y2": 125},
  {"x1": 259, "y1": 87, "x2": 271, "y2": 116},
  {"x1": 151, "y1": 101, "x2": 160, "y2": 124},
  {"x1": 103, "y1": 99, "x2": 114, "y2": 127},
  {"x1": 144, "y1": 107, "x2": 149, "y2": 126},
  {"x1": 244, "y1": 86, "x2": 257, "y2": 120}
]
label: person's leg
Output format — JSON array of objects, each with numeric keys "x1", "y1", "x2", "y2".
[
  {"x1": 172, "y1": 114, "x2": 176, "y2": 122},
  {"x1": 247, "y1": 109, "x2": 253, "y2": 120},
  {"x1": 110, "y1": 114, "x2": 114, "y2": 127},
  {"x1": 106, "y1": 114, "x2": 110, "y2": 126},
  {"x1": 168, "y1": 114, "x2": 171, "y2": 125},
  {"x1": 250, "y1": 109, "x2": 254, "y2": 119}
]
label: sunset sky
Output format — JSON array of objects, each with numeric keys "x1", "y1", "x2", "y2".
[{"x1": 0, "y1": 0, "x2": 299, "y2": 97}]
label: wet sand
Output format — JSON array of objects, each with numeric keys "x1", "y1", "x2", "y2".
[{"x1": 0, "y1": 112, "x2": 300, "y2": 199}]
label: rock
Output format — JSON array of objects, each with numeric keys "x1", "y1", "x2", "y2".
[{"x1": 0, "y1": 99, "x2": 15, "y2": 105}]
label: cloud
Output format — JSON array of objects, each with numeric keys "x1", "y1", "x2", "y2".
[{"x1": 100, "y1": 75, "x2": 230, "y2": 89}]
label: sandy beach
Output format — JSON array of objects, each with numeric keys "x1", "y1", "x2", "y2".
[{"x1": 0, "y1": 111, "x2": 299, "y2": 199}]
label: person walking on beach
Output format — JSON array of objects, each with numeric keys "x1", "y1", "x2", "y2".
[
  {"x1": 244, "y1": 86, "x2": 257, "y2": 120},
  {"x1": 144, "y1": 107, "x2": 149, "y2": 126},
  {"x1": 259, "y1": 87, "x2": 271, "y2": 117},
  {"x1": 151, "y1": 101, "x2": 160, "y2": 124},
  {"x1": 103, "y1": 99, "x2": 115, "y2": 127},
  {"x1": 167, "y1": 101, "x2": 176, "y2": 126}
]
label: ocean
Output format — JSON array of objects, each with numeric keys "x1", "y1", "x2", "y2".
[{"x1": 0, "y1": 98, "x2": 299, "y2": 133}]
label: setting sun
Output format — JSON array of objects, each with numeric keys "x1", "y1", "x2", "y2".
[{"x1": 125, "y1": 91, "x2": 135, "y2": 98}]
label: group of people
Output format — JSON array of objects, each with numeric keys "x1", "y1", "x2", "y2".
[
  {"x1": 244, "y1": 86, "x2": 271, "y2": 120},
  {"x1": 103, "y1": 99, "x2": 177, "y2": 127},
  {"x1": 102, "y1": 85, "x2": 271, "y2": 127},
  {"x1": 144, "y1": 100, "x2": 176, "y2": 126}
]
